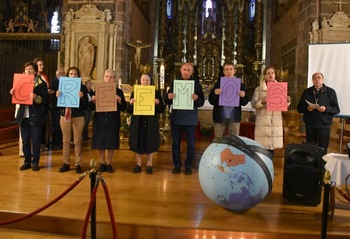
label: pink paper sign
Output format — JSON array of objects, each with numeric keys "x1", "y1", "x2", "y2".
[
  {"x1": 12, "y1": 73, "x2": 34, "y2": 105},
  {"x1": 267, "y1": 82, "x2": 288, "y2": 111}
]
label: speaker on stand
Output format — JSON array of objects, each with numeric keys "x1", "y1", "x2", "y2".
[{"x1": 283, "y1": 143, "x2": 325, "y2": 205}]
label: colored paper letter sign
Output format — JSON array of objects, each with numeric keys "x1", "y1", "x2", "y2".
[
  {"x1": 12, "y1": 73, "x2": 34, "y2": 105},
  {"x1": 57, "y1": 77, "x2": 81, "y2": 108},
  {"x1": 267, "y1": 82, "x2": 288, "y2": 111},
  {"x1": 172, "y1": 80, "x2": 194, "y2": 110},
  {"x1": 219, "y1": 77, "x2": 241, "y2": 107},
  {"x1": 95, "y1": 82, "x2": 117, "y2": 112},
  {"x1": 133, "y1": 85, "x2": 155, "y2": 115}
]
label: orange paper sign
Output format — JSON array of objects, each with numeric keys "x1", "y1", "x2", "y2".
[{"x1": 12, "y1": 73, "x2": 34, "y2": 105}]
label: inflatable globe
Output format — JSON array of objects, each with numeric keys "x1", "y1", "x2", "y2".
[{"x1": 198, "y1": 135, "x2": 274, "y2": 211}]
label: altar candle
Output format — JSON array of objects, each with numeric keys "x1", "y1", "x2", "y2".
[{"x1": 160, "y1": 64, "x2": 165, "y2": 90}]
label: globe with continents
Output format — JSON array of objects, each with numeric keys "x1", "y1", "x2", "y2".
[{"x1": 198, "y1": 135, "x2": 274, "y2": 211}]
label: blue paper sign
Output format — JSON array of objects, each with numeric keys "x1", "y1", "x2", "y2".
[{"x1": 57, "y1": 77, "x2": 81, "y2": 108}]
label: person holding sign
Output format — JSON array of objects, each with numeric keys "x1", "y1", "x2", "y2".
[
  {"x1": 164, "y1": 62, "x2": 204, "y2": 175},
  {"x1": 82, "y1": 80, "x2": 94, "y2": 140},
  {"x1": 57, "y1": 67, "x2": 89, "y2": 174},
  {"x1": 127, "y1": 74, "x2": 165, "y2": 174},
  {"x1": 251, "y1": 66, "x2": 291, "y2": 158},
  {"x1": 9, "y1": 61, "x2": 48, "y2": 171},
  {"x1": 50, "y1": 68, "x2": 65, "y2": 150},
  {"x1": 33, "y1": 58, "x2": 50, "y2": 152},
  {"x1": 91, "y1": 69, "x2": 126, "y2": 173},
  {"x1": 208, "y1": 62, "x2": 249, "y2": 139},
  {"x1": 297, "y1": 72, "x2": 340, "y2": 154}
]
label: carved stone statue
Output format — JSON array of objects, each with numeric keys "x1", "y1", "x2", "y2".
[
  {"x1": 25, "y1": 19, "x2": 38, "y2": 33},
  {"x1": 5, "y1": 19, "x2": 17, "y2": 33},
  {"x1": 78, "y1": 36, "x2": 95, "y2": 77},
  {"x1": 321, "y1": 17, "x2": 329, "y2": 28},
  {"x1": 312, "y1": 19, "x2": 319, "y2": 30},
  {"x1": 203, "y1": 8, "x2": 216, "y2": 34},
  {"x1": 65, "y1": 9, "x2": 74, "y2": 22}
]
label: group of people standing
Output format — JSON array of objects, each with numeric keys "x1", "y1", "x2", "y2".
[
  {"x1": 209, "y1": 63, "x2": 339, "y2": 159},
  {"x1": 10, "y1": 60, "x2": 340, "y2": 174},
  {"x1": 10, "y1": 62, "x2": 94, "y2": 172}
]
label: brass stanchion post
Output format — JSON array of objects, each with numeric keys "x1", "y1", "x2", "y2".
[{"x1": 90, "y1": 159, "x2": 97, "y2": 239}]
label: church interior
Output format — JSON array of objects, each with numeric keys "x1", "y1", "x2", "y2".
[{"x1": 1, "y1": 0, "x2": 350, "y2": 238}]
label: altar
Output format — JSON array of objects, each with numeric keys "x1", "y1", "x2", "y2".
[
  {"x1": 198, "y1": 100, "x2": 255, "y2": 125},
  {"x1": 198, "y1": 100, "x2": 256, "y2": 139},
  {"x1": 323, "y1": 153, "x2": 350, "y2": 209},
  {"x1": 323, "y1": 153, "x2": 350, "y2": 186}
]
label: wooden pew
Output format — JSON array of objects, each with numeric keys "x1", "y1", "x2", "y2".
[{"x1": 0, "y1": 107, "x2": 18, "y2": 148}]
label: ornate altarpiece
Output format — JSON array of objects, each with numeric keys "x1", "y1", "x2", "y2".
[
  {"x1": 309, "y1": 11, "x2": 350, "y2": 43},
  {"x1": 156, "y1": 0, "x2": 264, "y2": 97},
  {"x1": 63, "y1": 4, "x2": 120, "y2": 81}
]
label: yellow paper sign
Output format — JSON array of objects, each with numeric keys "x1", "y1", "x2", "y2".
[{"x1": 133, "y1": 85, "x2": 155, "y2": 115}]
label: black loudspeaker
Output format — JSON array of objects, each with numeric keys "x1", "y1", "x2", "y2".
[{"x1": 283, "y1": 143, "x2": 325, "y2": 205}]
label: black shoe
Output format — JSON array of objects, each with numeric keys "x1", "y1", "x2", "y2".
[
  {"x1": 32, "y1": 163, "x2": 40, "y2": 171},
  {"x1": 146, "y1": 166, "x2": 153, "y2": 174},
  {"x1": 40, "y1": 144, "x2": 48, "y2": 152},
  {"x1": 185, "y1": 167, "x2": 192, "y2": 175},
  {"x1": 20, "y1": 162, "x2": 31, "y2": 170},
  {"x1": 106, "y1": 164, "x2": 114, "y2": 173},
  {"x1": 59, "y1": 164, "x2": 70, "y2": 173},
  {"x1": 133, "y1": 165, "x2": 141, "y2": 173},
  {"x1": 99, "y1": 164, "x2": 107, "y2": 172},
  {"x1": 75, "y1": 165, "x2": 82, "y2": 174},
  {"x1": 172, "y1": 167, "x2": 181, "y2": 174}
]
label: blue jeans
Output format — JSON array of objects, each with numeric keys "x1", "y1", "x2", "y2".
[
  {"x1": 20, "y1": 118, "x2": 42, "y2": 164},
  {"x1": 171, "y1": 124, "x2": 196, "y2": 168}
]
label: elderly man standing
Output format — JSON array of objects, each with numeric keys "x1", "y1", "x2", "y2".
[
  {"x1": 164, "y1": 62, "x2": 204, "y2": 175},
  {"x1": 297, "y1": 72, "x2": 340, "y2": 154}
]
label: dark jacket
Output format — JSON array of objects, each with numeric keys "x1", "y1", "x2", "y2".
[
  {"x1": 297, "y1": 84, "x2": 340, "y2": 128},
  {"x1": 93, "y1": 88, "x2": 126, "y2": 128},
  {"x1": 127, "y1": 90, "x2": 165, "y2": 152},
  {"x1": 50, "y1": 77, "x2": 59, "y2": 109},
  {"x1": 208, "y1": 78, "x2": 249, "y2": 123},
  {"x1": 164, "y1": 79, "x2": 204, "y2": 126},
  {"x1": 15, "y1": 75, "x2": 49, "y2": 126}
]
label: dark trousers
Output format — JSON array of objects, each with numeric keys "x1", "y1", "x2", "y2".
[
  {"x1": 305, "y1": 126, "x2": 330, "y2": 154},
  {"x1": 171, "y1": 124, "x2": 196, "y2": 168},
  {"x1": 83, "y1": 109, "x2": 92, "y2": 139},
  {"x1": 21, "y1": 118, "x2": 42, "y2": 164},
  {"x1": 51, "y1": 108, "x2": 62, "y2": 146}
]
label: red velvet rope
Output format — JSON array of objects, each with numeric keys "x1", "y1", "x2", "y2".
[
  {"x1": 335, "y1": 186, "x2": 350, "y2": 202},
  {"x1": 0, "y1": 171, "x2": 117, "y2": 239},
  {"x1": 0, "y1": 175, "x2": 85, "y2": 226},
  {"x1": 102, "y1": 177, "x2": 117, "y2": 239}
]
